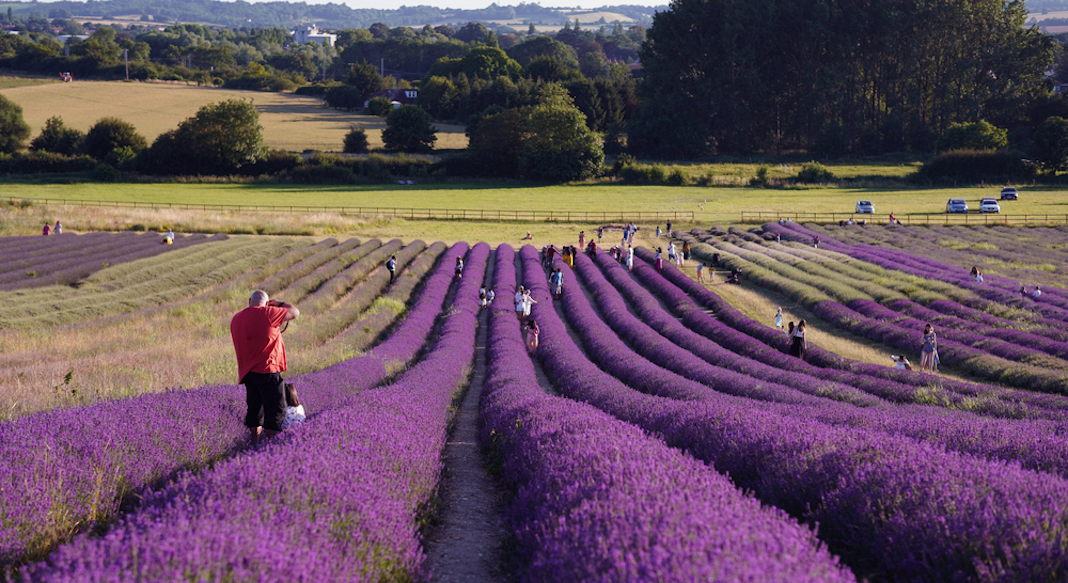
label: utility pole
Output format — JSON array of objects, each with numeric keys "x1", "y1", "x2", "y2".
[{"x1": 124, "y1": 48, "x2": 129, "y2": 80}]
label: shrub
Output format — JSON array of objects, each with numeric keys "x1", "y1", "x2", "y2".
[
  {"x1": 91, "y1": 163, "x2": 120, "y2": 182},
  {"x1": 343, "y1": 127, "x2": 370, "y2": 154},
  {"x1": 324, "y1": 85, "x2": 365, "y2": 110},
  {"x1": 287, "y1": 164, "x2": 357, "y2": 184},
  {"x1": 794, "y1": 161, "x2": 835, "y2": 183},
  {"x1": 915, "y1": 149, "x2": 1032, "y2": 182},
  {"x1": 0, "y1": 151, "x2": 96, "y2": 174},
  {"x1": 934, "y1": 120, "x2": 1008, "y2": 154},
  {"x1": 667, "y1": 168, "x2": 687, "y2": 185},
  {"x1": 619, "y1": 163, "x2": 667, "y2": 184},
  {"x1": 367, "y1": 96, "x2": 393, "y2": 117},
  {"x1": 382, "y1": 106, "x2": 436, "y2": 153},
  {"x1": 0, "y1": 94, "x2": 31, "y2": 154},
  {"x1": 81, "y1": 117, "x2": 146, "y2": 161},
  {"x1": 29, "y1": 116, "x2": 84, "y2": 155}
]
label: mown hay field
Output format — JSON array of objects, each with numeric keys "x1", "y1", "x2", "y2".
[{"x1": 0, "y1": 80, "x2": 469, "y2": 151}]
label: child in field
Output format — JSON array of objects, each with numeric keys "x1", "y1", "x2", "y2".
[
  {"x1": 774, "y1": 307, "x2": 783, "y2": 331},
  {"x1": 526, "y1": 319, "x2": 540, "y2": 354},
  {"x1": 281, "y1": 384, "x2": 305, "y2": 430}
]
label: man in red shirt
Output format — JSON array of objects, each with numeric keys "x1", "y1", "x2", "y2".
[{"x1": 231, "y1": 290, "x2": 300, "y2": 444}]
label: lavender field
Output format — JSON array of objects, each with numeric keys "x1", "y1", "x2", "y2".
[{"x1": 4, "y1": 225, "x2": 1068, "y2": 582}]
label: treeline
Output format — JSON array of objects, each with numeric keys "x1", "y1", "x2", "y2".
[
  {"x1": 631, "y1": 0, "x2": 1058, "y2": 159},
  {"x1": 1, "y1": 0, "x2": 659, "y2": 30}
]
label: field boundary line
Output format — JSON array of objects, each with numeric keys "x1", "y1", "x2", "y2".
[{"x1": 1, "y1": 196, "x2": 693, "y2": 223}]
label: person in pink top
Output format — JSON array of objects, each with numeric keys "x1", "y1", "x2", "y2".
[{"x1": 230, "y1": 290, "x2": 300, "y2": 444}]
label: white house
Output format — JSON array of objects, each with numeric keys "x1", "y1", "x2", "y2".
[{"x1": 291, "y1": 24, "x2": 336, "y2": 46}]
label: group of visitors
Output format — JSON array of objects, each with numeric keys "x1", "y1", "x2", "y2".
[
  {"x1": 774, "y1": 306, "x2": 939, "y2": 372},
  {"x1": 1020, "y1": 285, "x2": 1042, "y2": 298},
  {"x1": 42, "y1": 220, "x2": 62, "y2": 236},
  {"x1": 479, "y1": 286, "x2": 496, "y2": 309}
]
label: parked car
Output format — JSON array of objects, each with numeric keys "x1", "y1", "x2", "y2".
[
  {"x1": 855, "y1": 200, "x2": 875, "y2": 214},
  {"x1": 946, "y1": 198, "x2": 969, "y2": 213},
  {"x1": 1000, "y1": 187, "x2": 1019, "y2": 200},
  {"x1": 980, "y1": 198, "x2": 1001, "y2": 213}
]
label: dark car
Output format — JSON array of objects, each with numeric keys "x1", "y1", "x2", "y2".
[{"x1": 1000, "y1": 187, "x2": 1018, "y2": 200}]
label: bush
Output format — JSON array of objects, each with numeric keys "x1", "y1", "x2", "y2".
[
  {"x1": 29, "y1": 116, "x2": 84, "y2": 155},
  {"x1": 934, "y1": 120, "x2": 1008, "y2": 154},
  {"x1": 795, "y1": 161, "x2": 836, "y2": 183},
  {"x1": 294, "y1": 82, "x2": 342, "y2": 97},
  {"x1": 287, "y1": 164, "x2": 357, "y2": 184},
  {"x1": 343, "y1": 128, "x2": 370, "y2": 154},
  {"x1": 91, "y1": 162, "x2": 120, "y2": 182},
  {"x1": 367, "y1": 96, "x2": 393, "y2": 117},
  {"x1": 915, "y1": 149, "x2": 1032, "y2": 183},
  {"x1": 0, "y1": 94, "x2": 30, "y2": 154},
  {"x1": 82, "y1": 117, "x2": 146, "y2": 161},
  {"x1": 619, "y1": 163, "x2": 668, "y2": 184},
  {"x1": 0, "y1": 151, "x2": 96, "y2": 174},
  {"x1": 382, "y1": 106, "x2": 436, "y2": 153},
  {"x1": 667, "y1": 168, "x2": 687, "y2": 185},
  {"x1": 324, "y1": 85, "x2": 365, "y2": 110}
]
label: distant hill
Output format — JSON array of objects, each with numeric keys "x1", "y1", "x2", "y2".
[{"x1": 4, "y1": 0, "x2": 664, "y2": 30}]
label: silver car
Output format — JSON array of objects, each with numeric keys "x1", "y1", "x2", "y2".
[
  {"x1": 946, "y1": 198, "x2": 969, "y2": 213},
  {"x1": 855, "y1": 200, "x2": 875, "y2": 214},
  {"x1": 979, "y1": 198, "x2": 1000, "y2": 213}
]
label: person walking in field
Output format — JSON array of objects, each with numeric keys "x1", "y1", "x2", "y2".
[
  {"x1": 579, "y1": 231, "x2": 585, "y2": 248},
  {"x1": 656, "y1": 226, "x2": 661, "y2": 239},
  {"x1": 455, "y1": 257, "x2": 464, "y2": 280},
  {"x1": 696, "y1": 262, "x2": 704, "y2": 282},
  {"x1": 526, "y1": 319, "x2": 540, "y2": 354},
  {"x1": 666, "y1": 220, "x2": 672, "y2": 235},
  {"x1": 774, "y1": 307, "x2": 783, "y2": 332},
  {"x1": 789, "y1": 320, "x2": 807, "y2": 359},
  {"x1": 54, "y1": 220, "x2": 62, "y2": 234},
  {"x1": 231, "y1": 290, "x2": 300, "y2": 444},
  {"x1": 682, "y1": 240, "x2": 691, "y2": 263},
  {"x1": 386, "y1": 255, "x2": 397, "y2": 282},
  {"x1": 42, "y1": 223, "x2": 50, "y2": 236},
  {"x1": 920, "y1": 323, "x2": 938, "y2": 372},
  {"x1": 550, "y1": 268, "x2": 563, "y2": 299},
  {"x1": 627, "y1": 245, "x2": 634, "y2": 271}
]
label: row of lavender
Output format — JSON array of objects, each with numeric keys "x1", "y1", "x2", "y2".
[
  {"x1": 577, "y1": 248, "x2": 1068, "y2": 479},
  {"x1": 14, "y1": 243, "x2": 488, "y2": 582},
  {"x1": 689, "y1": 230, "x2": 1068, "y2": 393},
  {"x1": 772, "y1": 222, "x2": 1068, "y2": 325},
  {"x1": 634, "y1": 245, "x2": 1068, "y2": 421},
  {"x1": 525, "y1": 244, "x2": 1068, "y2": 581},
  {"x1": 0, "y1": 232, "x2": 224, "y2": 290},
  {"x1": 480, "y1": 245, "x2": 856, "y2": 581},
  {"x1": 806, "y1": 223, "x2": 1068, "y2": 307},
  {"x1": 734, "y1": 229, "x2": 1068, "y2": 361},
  {"x1": 0, "y1": 243, "x2": 465, "y2": 569}
]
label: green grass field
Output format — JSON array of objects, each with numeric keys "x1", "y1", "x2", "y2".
[
  {"x1": 0, "y1": 81, "x2": 469, "y2": 151},
  {"x1": 2, "y1": 181, "x2": 1065, "y2": 219}
]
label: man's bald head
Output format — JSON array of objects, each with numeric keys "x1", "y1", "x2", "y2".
[{"x1": 249, "y1": 290, "x2": 268, "y2": 307}]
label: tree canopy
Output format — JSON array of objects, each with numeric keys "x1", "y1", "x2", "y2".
[
  {"x1": 0, "y1": 94, "x2": 30, "y2": 154},
  {"x1": 632, "y1": 0, "x2": 1055, "y2": 157}
]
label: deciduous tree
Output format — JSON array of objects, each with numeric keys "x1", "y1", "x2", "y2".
[{"x1": 0, "y1": 94, "x2": 29, "y2": 154}]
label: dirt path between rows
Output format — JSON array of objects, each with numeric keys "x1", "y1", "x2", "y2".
[{"x1": 423, "y1": 250, "x2": 514, "y2": 583}]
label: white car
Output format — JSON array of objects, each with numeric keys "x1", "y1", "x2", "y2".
[
  {"x1": 979, "y1": 198, "x2": 1001, "y2": 213},
  {"x1": 855, "y1": 200, "x2": 875, "y2": 214}
]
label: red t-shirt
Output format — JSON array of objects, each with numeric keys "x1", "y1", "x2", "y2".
[{"x1": 230, "y1": 305, "x2": 290, "y2": 383}]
